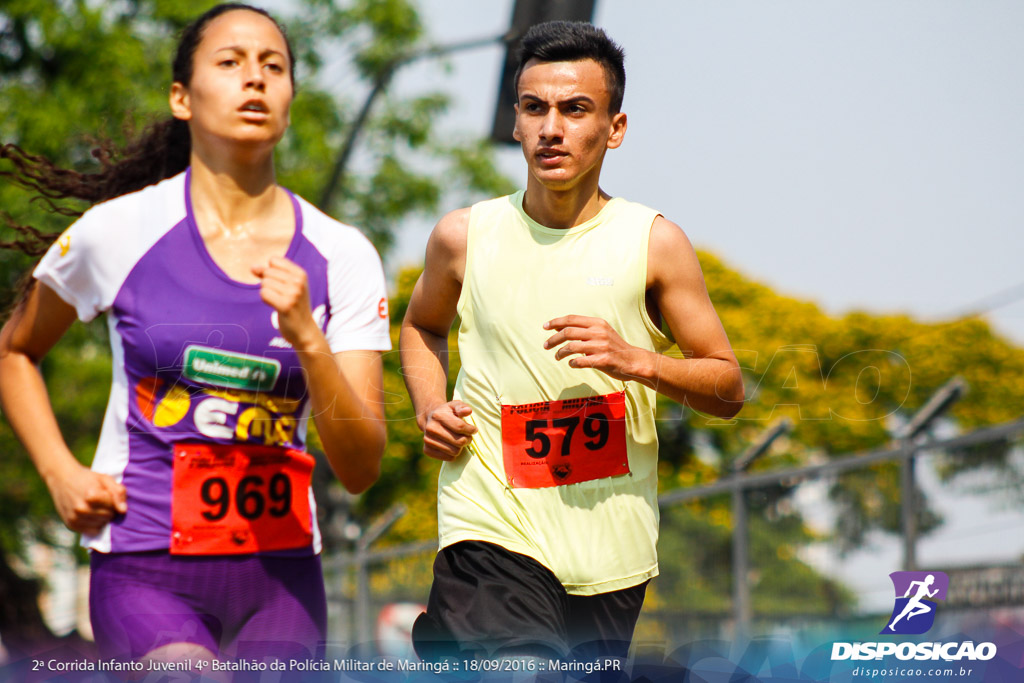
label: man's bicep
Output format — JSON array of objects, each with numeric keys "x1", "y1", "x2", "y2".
[
  {"x1": 403, "y1": 209, "x2": 469, "y2": 337},
  {"x1": 405, "y1": 275, "x2": 460, "y2": 338},
  {"x1": 649, "y1": 219, "x2": 736, "y2": 361}
]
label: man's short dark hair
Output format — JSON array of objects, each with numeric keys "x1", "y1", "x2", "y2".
[{"x1": 513, "y1": 21, "x2": 626, "y2": 113}]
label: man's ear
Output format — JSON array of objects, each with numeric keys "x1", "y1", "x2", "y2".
[
  {"x1": 169, "y1": 82, "x2": 191, "y2": 121},
  {"x1": 606, "y1": 112, "x2": 627, "y2": 150},
  {"x1": 512, "y1": 103, "x2": 522, "y2": 142}
]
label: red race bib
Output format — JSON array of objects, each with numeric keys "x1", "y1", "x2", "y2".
[
  {"x1": 171, "y1": 443, "x2": 314, "y2": 555},
  {"x1": 501, "y1": 391, "x2": 629, "y2": 489}
]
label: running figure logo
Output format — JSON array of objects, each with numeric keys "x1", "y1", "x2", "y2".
[{"x1": 882, "y1": 571, "x2": 949, "y2": 635}]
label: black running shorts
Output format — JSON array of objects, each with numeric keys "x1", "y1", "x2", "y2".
[{"x1": 412, "y1": 540, "x2": 648, "y2": 662}]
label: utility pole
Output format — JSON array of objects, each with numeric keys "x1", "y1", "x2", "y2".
[
  {"x1": 319, "y1": 0, "x2": 599, "y2": 207},
  {"x1": 318, "y1": 34, "x2": 504, "y2": 211}
]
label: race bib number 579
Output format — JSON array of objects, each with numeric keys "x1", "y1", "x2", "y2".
[
  {"x1": 171, "y1": 443, "x2": 314, "y2": 554},
  {"x1": 501, "y1": 391, "x2": 629, "y2": 489}
]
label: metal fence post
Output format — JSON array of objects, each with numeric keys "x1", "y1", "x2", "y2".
[
  {"x1": 731, "y1": 481, "x2": 750, "y2": 637},
  {"x1": 892, "y1": 377, "x2": 966, "y2": 571},
  {"x1": 353, "y1": 504, "x2": 407, "y2": 657},
  {"x1": 731, "y1": 419, "x2": 792, "y2": 639},
  {"x1": 900, "y1": 438, "x2": 918, "y2": 571}
]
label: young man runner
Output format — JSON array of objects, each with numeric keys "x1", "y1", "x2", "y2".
[{"x1": 400, "y1": 21, "x2": 744, "y2": 662}]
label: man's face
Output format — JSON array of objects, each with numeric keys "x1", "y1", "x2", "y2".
[{"x1": 513, "y1": 58, "x2": 626, "y2": 191}]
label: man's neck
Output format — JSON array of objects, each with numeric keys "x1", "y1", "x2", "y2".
[{"x1": 521, "y1": 179, "x2": 611, "y2": 230}]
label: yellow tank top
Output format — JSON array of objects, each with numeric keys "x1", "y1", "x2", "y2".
[{"x1": 439, "y1": 191, "x2": 672, "y2": 595}]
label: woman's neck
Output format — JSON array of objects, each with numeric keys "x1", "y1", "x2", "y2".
[{"x1": 188, "y1": 147, "x2": 280, "y2": 237}]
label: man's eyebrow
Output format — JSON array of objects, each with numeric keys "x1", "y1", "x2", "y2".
[{"x1": 519, "y1": 94, "x2": 596, "y2": 105}]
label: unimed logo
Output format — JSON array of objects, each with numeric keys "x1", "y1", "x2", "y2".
[{"x1": 882, "y1": 571, "x2": 948, "y2": 635}]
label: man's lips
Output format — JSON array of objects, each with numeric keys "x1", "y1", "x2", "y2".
[{"x1": 537, "y1": 149, "x2": 567, "y2": 165}]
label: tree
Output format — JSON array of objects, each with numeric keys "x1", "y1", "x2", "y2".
[
  {"x1": 0, "y1": 0, "x2": 512, "y2": 653},
  {"x1": 645, "y1": 252, "x2": 1024, "y2": 626}
]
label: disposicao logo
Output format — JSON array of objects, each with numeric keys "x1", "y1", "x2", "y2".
[
  {"x1": 831, "y1": 569, "x2": 997, "y2": 663},
  {"x1": 882, "y1": 571, "x2": 948, "y2": 635}
]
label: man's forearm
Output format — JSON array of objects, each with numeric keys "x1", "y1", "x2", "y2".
[
  {"x1": 399, "y1": 322, "x2": 452, "y2": 430},
  {"x1": 630, "y1": 350, "x2": 744, "y2": 419}
]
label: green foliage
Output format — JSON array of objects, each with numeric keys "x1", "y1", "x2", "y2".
[
  {"x1": 275, "y1": 88, "x2": 346, "y2": 202},
  {"x1": 0, "y1": 0, "x2": 511, "y2": 560},
  {"x1": 356, "y1": 265, "x2": 455, "y2": 545},
  {"x1": 283, "y1": 0, "x2": 512, "y2": 254},
  {"x1": 695, "y1": 250, "x2": 1024, "y2": 548}
]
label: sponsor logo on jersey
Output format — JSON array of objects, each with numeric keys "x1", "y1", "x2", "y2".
[
  {"x1": 586, "y1": 276, "x2": 614, "y2": 287},
  {"x1": 378, "y1": 296, "x2": 388, "y2": 319},
  {"x1": 268, "y1": 304, "x2": 328, "y2": 348},
  {"x1": 136, "y1": 378, "x2": 302, "y2": 447},
  {"x1": 182, "y1": 345, "x2": 280, "y2": 392},
  {"x1": 58, "y1": 233, "x2": 72, "y2": 257}
]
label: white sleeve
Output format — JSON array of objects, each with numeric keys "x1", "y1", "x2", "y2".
[
  {"x1": 324, "y1": 234, "x2": 392, "y2": 353},
  {"x1": 32, "y1": 209, "x2": 109, "y2": 322},
  {"x1": 30, "y1": 174, "x2": 185, "y2": 322}
]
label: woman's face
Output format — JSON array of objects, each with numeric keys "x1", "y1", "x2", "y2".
[{"x1": 170, "y1": 9, "x2": 293, "y2": 155}]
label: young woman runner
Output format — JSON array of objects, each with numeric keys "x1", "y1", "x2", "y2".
[{"x1": 0, "y1": 3, "x2": 390, "y2": 665}]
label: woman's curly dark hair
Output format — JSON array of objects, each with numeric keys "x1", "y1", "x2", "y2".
[{"x1": 0, "y1": 3, "x2": 295, "y2": 257}]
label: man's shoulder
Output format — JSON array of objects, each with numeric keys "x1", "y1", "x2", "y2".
[
  {"x1": 647, "y1": 214, "x2": 690, "y2": 246},
  {"x1": 426, "y1": 193, "x2": 518, "y2": 263},
  {"x1": 434, "y1": 206, "x2": 472, "y2": 238},
  {"x1": 424, "y1": 207, "x2": 472, "y2": 266},
  {"x1": 605, "y1": 195, "x2": 664, "y2": 225}
]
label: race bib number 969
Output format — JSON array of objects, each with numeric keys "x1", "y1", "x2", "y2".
[
  {"x1": 171, "y1": 443, "x2": 314, "y2": 554},
  {"x1": 501, "y1": 391, "x2": 629, "y2": 488}
]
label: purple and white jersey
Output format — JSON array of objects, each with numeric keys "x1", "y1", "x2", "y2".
[{"x1": 33, "y1": 170, "x2": 391, "y2": 554}]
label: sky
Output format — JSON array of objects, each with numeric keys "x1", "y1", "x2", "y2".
[{"x1": 368, "y1": 0, "x2": 1024, "y2": 345}]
